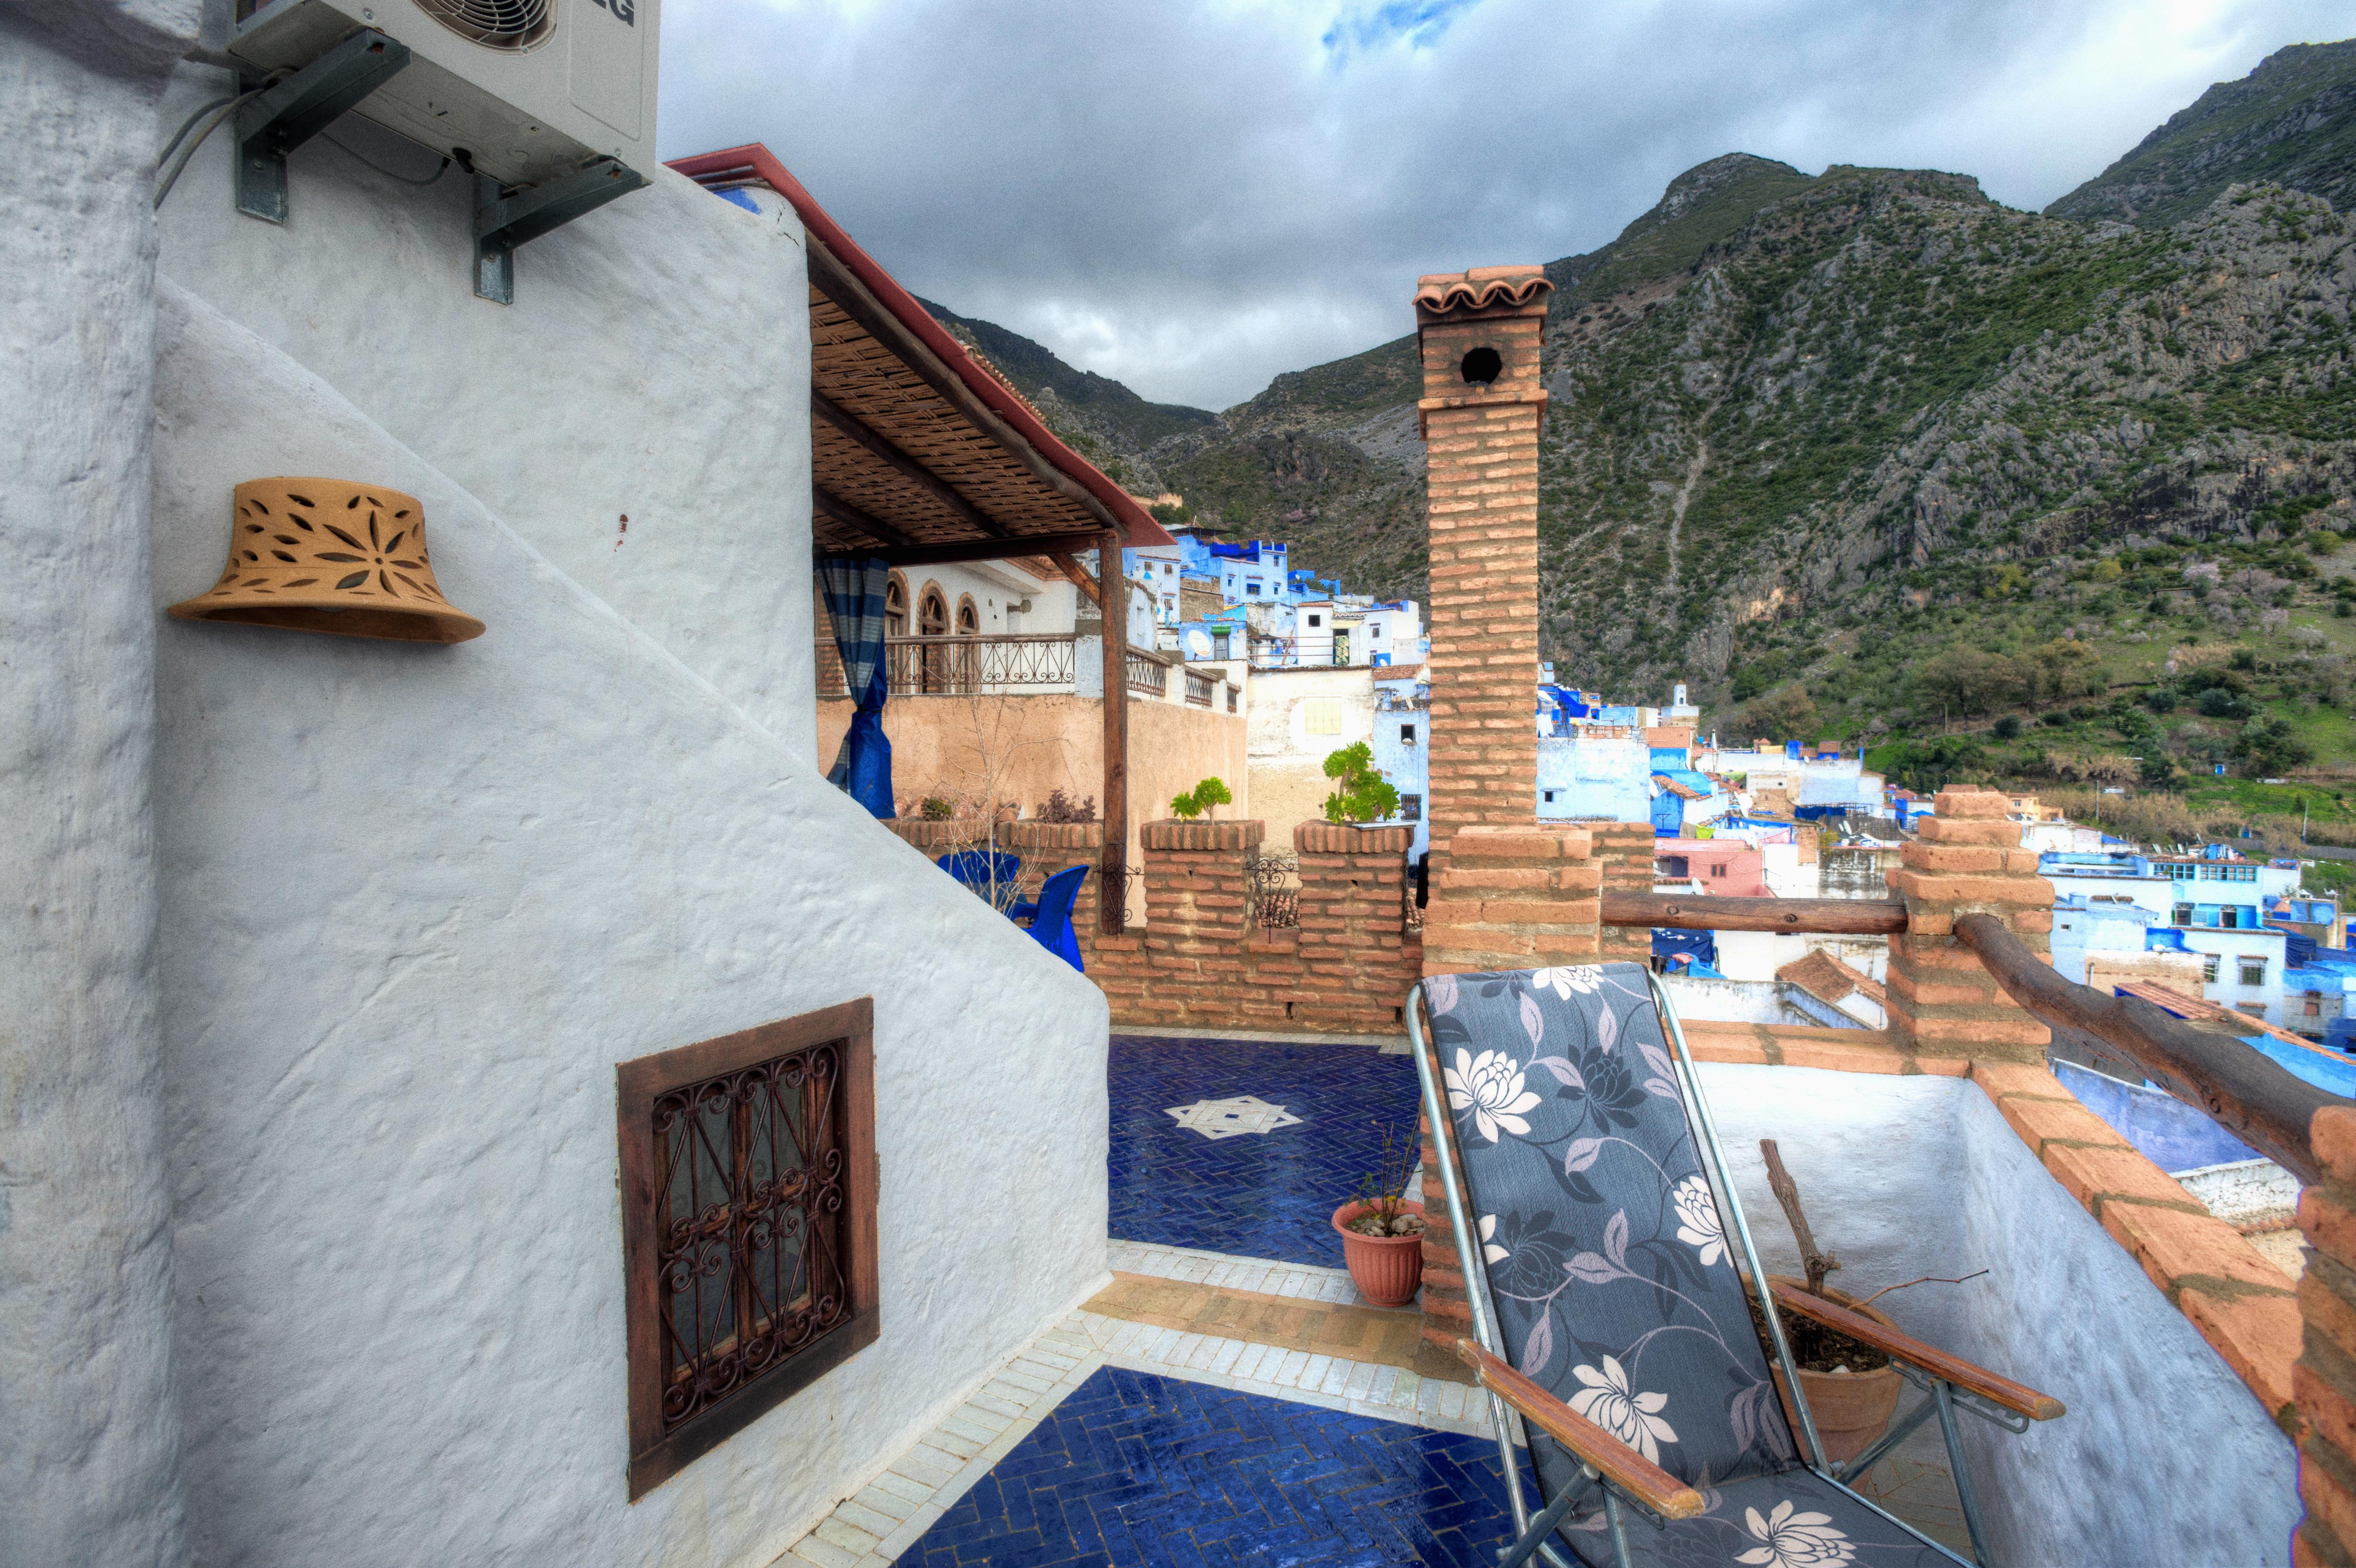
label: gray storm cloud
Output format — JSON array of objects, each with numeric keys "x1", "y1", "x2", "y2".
[{"x1": 658, "y1": 0, "x2": 2346, "y2": 409}]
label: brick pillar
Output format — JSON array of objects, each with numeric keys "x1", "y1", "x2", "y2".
[
  {"x1": 1422, "y1": 825, "x2": 1599, "y2": 977},
  {"x1": 1885, "y1": 786, "x2": 2053, "y2": 1063},
  {"x1": 1295, "y1": 822, "x2": 1414, "y2": 1034},
  {"x1": 1139, "y1": 819, "x2": 1260, "y2": 1014},
  {"x1": 2300, "y1": 1107, "x2": 2356, "y2": 1565},
  {"x1": 1589, "y1": 821, "x2": 1657, "y2": 965},
  {"x1": 1415, "y1": 267, "x2": 1552, "y2": 858},
  {"x1": 1417, "y1": 822, "x2": 1600, "y2": 1350}
]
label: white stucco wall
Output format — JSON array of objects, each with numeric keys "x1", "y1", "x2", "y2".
[
  {"x1": 1697, "y1": 1065, "x2": 2297, "y2": 1567},
  {"x1": 146, "y1": 277, "x2": 1110, "y2": 1564},
  {"x1": 1948, "y1": 1082, "x2": 2297, "y2": 1566},
  {"x1": 1, "y1": 9, "x2": 198, "y2": 1563},
  {"x1": 153, "y1": 69, "x2": 817, "y2": 755}
]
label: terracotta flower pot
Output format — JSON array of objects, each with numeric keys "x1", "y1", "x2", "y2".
[
  {"x1": 1333, "y1": 1200, "x2": 1425, "y2": 1307},
  {"x1": 1764, "y1": 1275, "x2": 1906, "y2": 1464}
]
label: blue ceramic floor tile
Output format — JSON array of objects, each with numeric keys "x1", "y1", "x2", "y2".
[
  {"x1": 1109, "y1": 1035, "x2": 1422, "y2": 1267},
  {"x1": 894, "y1": 1365, "x2": 1525, "y2": 1568}
]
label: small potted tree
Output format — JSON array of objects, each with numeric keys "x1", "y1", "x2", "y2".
[
  {"x1": 1755, "y1": 1140, "x2": 1987, "y2": 1462},
  {"x1": 1332, "y1": 1120, "x2": 1425, "y2": 1307}
]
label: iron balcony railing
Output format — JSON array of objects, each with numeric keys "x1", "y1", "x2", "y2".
[
  {"x1": 1126, "y1": 647, "x2": 1170, "y2": 699},
  {"x1": 876, "y1": 634, "x2": 1076, "y2": 697},
  {"x1": 1184, "y1": 669, "x2": 1215, "y2": 709}
]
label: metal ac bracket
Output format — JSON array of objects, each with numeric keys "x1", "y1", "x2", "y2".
[
  {"x1": 473, "y1": 159, "x2": 650, "y2": 305},
  {"x1": 234, "y1": 28, "x2": 411, "y2": 224}
]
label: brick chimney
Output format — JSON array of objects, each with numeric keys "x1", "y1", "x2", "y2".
[{"x1": 1413, "y1": 266, "x2": 1552, "y2": 857}]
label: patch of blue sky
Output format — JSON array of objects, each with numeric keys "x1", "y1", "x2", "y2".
[{"x1": 1322, "y1": 0, "x2": 1484, "y2": 57}]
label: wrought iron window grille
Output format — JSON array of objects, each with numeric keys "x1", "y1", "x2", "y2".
[
  {"x1": 1249, "y1": 851, "x2": 1300, "y2": 929},
  {"x1": 616, "y1": 999, "x2": 879, "y2": 1499}
]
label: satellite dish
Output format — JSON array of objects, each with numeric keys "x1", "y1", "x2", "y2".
[{"x1": 1186, "y1": 629, "x2": 1213, "y2": 659}]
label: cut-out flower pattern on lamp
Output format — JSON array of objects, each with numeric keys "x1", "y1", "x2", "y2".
[{"x1": 170, "y1": 477, "x2": 485, "y2": 644}]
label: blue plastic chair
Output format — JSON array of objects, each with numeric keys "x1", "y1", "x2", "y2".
[
  {"x1": 937, "y1": 849, "x2": 1021, "y2": 905},
  {"x1": 1010, "y1": 865, "x2": 1088, "y2": 972}
]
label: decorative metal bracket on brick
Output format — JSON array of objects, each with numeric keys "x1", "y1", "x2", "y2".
[
  {"x1": 233, "y1": 29, "x2": 412, "y2": 224},
  {"x1": 473, "y1": 158, "x2": 649, "y2": 305}
]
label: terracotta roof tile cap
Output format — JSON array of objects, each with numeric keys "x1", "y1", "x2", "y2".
[
  {"x1": 1775, "y1": 950, "x2": 1885, "y2": 1008},
  {"x1": 1414, "y1": 267, "x2": 1553, "y2": 314}
]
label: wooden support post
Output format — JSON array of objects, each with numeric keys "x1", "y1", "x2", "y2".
[{"x1": 1099, "y1": 532, "x2": 1128, "y2": 934}]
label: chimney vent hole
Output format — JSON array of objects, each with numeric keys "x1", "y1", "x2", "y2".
[{"x1": 1459, "y1": 346, "x2": 1503, "y2": 384}]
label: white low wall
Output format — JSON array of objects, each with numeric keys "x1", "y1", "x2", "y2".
[
  {"x1": 1697, "y1": 1064, "x2": 2297, "y2": 1567},
  {"x1": 147, "y1": 285, "x2": 1109, "y2": 1567}
]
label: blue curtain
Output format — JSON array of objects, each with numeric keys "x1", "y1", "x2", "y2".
[{"x1": 820, "y1": 556, "x2": 895, "y2": 818}]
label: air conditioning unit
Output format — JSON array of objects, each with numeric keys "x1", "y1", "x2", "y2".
[{"x1": 227, "y1": 0, "x2": 658, "y2": 189}]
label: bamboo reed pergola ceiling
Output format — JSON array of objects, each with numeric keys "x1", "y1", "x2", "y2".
[{"x1": 667, "y1": 145, "x2": 1173, "y2": 573}]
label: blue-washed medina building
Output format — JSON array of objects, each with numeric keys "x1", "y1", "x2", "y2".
[
  {"x1": 1370, "y1": 673, "x2": 1655, "y2": 853},
  {"x1": 1537, "y1": 734, "x2": 1650, "y2": 823},
  {"x1": 1370, "y1": 669, "x2": 1430, "y2": 858},
  {"x1": 2042, "y1": 847, "x2": 2344, "y2": 1032}
]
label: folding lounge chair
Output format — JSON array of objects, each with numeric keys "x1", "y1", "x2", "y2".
[{"x1": 1406, "y1": 963, "x2": 2064, "y2": 1568}]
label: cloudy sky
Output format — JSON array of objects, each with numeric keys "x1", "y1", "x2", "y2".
[{"x1": 658, "y1": 0, "x2": 2348, "y2": 411}]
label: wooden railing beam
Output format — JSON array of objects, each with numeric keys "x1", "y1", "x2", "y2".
[
  {"x1": 1952, "y1": 912, "x2": 2346, "y2": 1185},
  {"x1": 1600, "y1": 892, "x2": 1907, "y2": 935}
]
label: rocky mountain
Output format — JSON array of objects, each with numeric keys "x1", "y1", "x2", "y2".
[
  {"x1": 2047, "y1": 39, "x2": 2356, "y2": 226},
  {"x1": 917, "y1": 296, "x2": 1214, "y2": 489},
  {"x1": 924, "y1": 38, "x2": 2356, "y2": 742}
]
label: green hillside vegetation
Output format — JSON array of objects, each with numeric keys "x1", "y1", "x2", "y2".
[
  {"x1": 1546, "y1": 153, "x2": 1821, "y2": 301},
  {"x1": 922, "y1": 37, "x2": 2356, "y2": 792},
  {"x1": 2047, "y1": 40, "x2": 2356, "y2": 226}
]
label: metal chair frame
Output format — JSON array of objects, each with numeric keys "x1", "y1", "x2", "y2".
[{"x1": 1407, "y1": 969, "x2": 2037, "y2": 1568}]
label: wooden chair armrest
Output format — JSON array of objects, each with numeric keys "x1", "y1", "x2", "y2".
[
  {"x1": 1766, "y1": 1280, "x2": 2065, "y2": 1421},
  {"x1": 1452, "y1": 1338, "x2": 1706, "y2": 1521}
]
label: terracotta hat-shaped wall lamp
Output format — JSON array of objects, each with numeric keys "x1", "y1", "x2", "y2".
[{"x1": 169, "y1": 478, "x2": 485, "y2": 643}]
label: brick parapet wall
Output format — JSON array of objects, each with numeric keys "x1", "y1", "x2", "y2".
[
  {"x1": 1886, "y1": 786, "x2": 2053, "y2": 1063},
  {"x1": 1043, "y1": 819, "x2": 1423, "y2": 1038},
  {"x1": 883, "y1": 818, "x2": 968, "y2": 853},
  {"x1": 1417, "y1": 822, "x2": 1605, "y2": 1348},
  {"x1": 1589, "y1": 821, "x2": 1657, "y2": 965},
  {"x1": 2300, "y1": 1108, "x2": 2356, "y2": 1565},
  {"x1": 1421, "y1": 825, "x2": 1601, "y2": 976}
]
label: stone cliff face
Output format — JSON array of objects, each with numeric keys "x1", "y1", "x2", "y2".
[
  {"x1": 925, "y1": 43, "x2": 2356, "y2": 713},
  {"x1": 2047, "y1": 39, "x2": 2356, "y2": 227}
]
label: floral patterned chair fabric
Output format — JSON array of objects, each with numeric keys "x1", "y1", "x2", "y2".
[{"x1": 1426, "y1": 964, "x2": 1952, "y2": 1568}]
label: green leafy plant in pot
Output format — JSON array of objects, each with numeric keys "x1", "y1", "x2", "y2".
[
  {"x1": 1322, "y1": 743, "x2": 1398, "y2": 824},
  {"x1": 1332, "y1": 1118, "x2": 1425, "y2": 1307}
]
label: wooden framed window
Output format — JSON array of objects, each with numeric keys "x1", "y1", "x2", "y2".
[{"x1": 617, "y1": 999, "x2": 879, "y2": 1499}]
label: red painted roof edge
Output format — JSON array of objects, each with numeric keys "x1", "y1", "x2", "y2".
[{"x1": 665, "y1": 144, "x2": 1172, "y2": 549}]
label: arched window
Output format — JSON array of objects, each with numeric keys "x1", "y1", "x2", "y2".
[
  {"x1": 918, "y1": 585, "x2": 951, "y2": 692},
  {"x1": 955, "y1": 595, "x2": 979, "y2": 636},
  {"x1": 885, "y1": 572, "x2": 909, "y2": 637}
]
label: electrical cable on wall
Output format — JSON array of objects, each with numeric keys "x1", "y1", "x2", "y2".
[
  {"x1": 153, "y1": 75, "x2": 285, "y2": 211},
  {"x1": 318, "y1": 129, "x2": 450, "y2": 187}
]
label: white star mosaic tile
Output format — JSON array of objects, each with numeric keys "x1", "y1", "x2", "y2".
[{"x1": 1163, "y1": 1095, "x2": 1303, "y2": 1140}]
